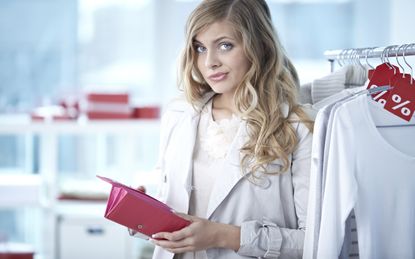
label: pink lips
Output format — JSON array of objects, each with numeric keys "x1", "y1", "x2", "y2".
[{"x1": 208, "y1": 72, "x2": 227, "y2": 82}]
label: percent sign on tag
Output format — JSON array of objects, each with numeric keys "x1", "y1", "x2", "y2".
[
  {"x1": 383, "y1": 76, "x2": 415, "y2": 122},
  {"x1": 370, "y1": 84, "x2": 390, "y2": 106}
]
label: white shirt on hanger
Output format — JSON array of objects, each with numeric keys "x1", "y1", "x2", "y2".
[
  {"x1": 303, "y1": 86, "x2": 365, "y2": 259},
  {"x1": 317, "y1": 94, "x2": 415, "y2": 259}
]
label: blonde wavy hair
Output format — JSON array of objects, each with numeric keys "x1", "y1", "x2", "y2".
[{"x1": 179, "y1": 0, "x2": 313, "y2": 175}]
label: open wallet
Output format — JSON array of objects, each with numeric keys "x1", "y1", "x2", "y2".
[{"x1": 97, "y1": 175, "x2": 191, "y2": 239}]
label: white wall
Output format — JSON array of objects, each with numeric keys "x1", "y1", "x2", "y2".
[
  {"x1": 154, "y1": 0, "x2": 199, "y2": 106},
  {"x1": 390, "y1": 0, "x2": 415, "y2": 44}
]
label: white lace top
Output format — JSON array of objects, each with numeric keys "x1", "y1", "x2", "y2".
[{"x1": 201, "y1": 108, "x2": 240, "y2": 159}]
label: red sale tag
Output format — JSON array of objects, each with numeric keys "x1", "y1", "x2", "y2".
[
  {"x1": 368, "y1": 69, "x2": 375, "y2": 80},
  {"x1": 383, "y1": 75, "x2": 415, "y2": 122},
  {"x1": 367, "y1": 63, "x2": 400, "y2": 105}
]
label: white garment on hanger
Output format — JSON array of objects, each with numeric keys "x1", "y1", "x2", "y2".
[
  {"x1": 299, "y1": 65, "x2": 368, "y2": 121},
  {"x1": 317, "y1": 94, "x2": 415, "y2": 259},
  {"x1": 299, "y1": 64, "x2": 368, "y2": 107},
  {"x1": 303, "y1": 86, "x2": 365, "y2": 259}
]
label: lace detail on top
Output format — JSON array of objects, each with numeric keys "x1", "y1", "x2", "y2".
[{"x1": 200, "y1": 101, "x2": 241, "y2": 159}]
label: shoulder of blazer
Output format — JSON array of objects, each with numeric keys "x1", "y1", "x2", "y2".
[
  {"x1": 158, "y1": 95, "x2": 197, "y2": 150},
  {"x1": 162, "y1": 92, "x2": 216, "y2": 117},
  {"x1": 159, "y1": 98, "x2": 188, "y2": 144},
  {"x1": 164, "y1": 96, "x2": 191, "y2": 114},
  {"x1": 287, "y1": 112, "x2": 312, "y2": 138}
]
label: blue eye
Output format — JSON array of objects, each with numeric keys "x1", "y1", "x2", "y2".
[
  {"x1": 220, "y1": 42, "x2": 233, "y2": 51},
  {"x1": 195, "y1": 45, "x2": 207, "y2": 53}
]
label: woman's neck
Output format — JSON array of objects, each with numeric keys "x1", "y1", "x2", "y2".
[{"x1": 212, "y1": 94, "x2": 237, "y2": 121}]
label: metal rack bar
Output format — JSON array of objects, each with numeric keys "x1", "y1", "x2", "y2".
[
  {"x1": 323, "y1": 43, "x2": 415, "y2": 72},
  {"x1": 324, "y1": 43, "x2": 415, "y2": 61}
]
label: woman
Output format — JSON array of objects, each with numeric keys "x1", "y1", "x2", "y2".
[{"x1": 137, "y1": 0, "x2": 313, "y2": 258}]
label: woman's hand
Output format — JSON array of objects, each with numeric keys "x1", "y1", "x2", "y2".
[
  {"x1": 150, "y1": 213, "x2": 240, "y2": 254},
  {"x1": 136, "y1": 185, "x2": 146, "y2": 193}
]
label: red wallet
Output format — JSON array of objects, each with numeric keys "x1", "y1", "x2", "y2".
[{"x1": 97, "y1": 175, "x2": 190, "y2": 238}]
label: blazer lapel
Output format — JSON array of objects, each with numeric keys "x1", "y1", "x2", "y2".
[
  {"x1": 174, "y1": 109, "x2": 200, "y2": 203},
  {"x1": 171, "y1": 93, "x2": 215, "y2": 213},
  {"x1": 205, "y1": 121, "x2": 248, "y2": 219}
]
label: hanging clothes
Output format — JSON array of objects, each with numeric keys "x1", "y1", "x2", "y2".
[
  {"x1": 304, "y1": 43, "x2": 415, "y2": 259},
  {"x1": 300, "y1": 64, "x2": 369, "y2": 259},
  {"x1": 299, "y1": 64, "x2": 368, "y2": 120},
  {"x1": 303, "y1": 89, "x2": 415, "y2": 258},
  {"x1": 303, "y1": 87, "x2": 365, "y2": 259},
  {"x1": 313, "y1": 94, "x2": 415, "y2": 259},
  {"x1": 299, "y1": 64, "x2": 368, "y2": 104}
]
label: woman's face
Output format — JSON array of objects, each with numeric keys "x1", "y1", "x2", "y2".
[{"x1": 194, "y1": 21, "x2": 250, "y2": 98}]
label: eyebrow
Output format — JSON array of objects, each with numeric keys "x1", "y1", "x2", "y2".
[{"x1": 193, "y1": 36, "x2": 234, "y2": 45}]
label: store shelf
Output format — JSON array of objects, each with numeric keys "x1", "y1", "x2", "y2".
[
  {"x1": 0, "y1": 174, "x2": 42, "y2": 207},
  {"x1": 0, "y1": 115, "x2": 160, "y2": 134},
  {"x1": 0, "y1": 114, "x2": 160, "y2": 259}
]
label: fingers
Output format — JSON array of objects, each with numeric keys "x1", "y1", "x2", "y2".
[
  {"x1": 152, "y1": 228, "x2": 190, "y2": 242},
  {"x1": 151, "y1": 237, "x2": 190, "y2": 249},
  {"x1": 151, "y1": 226, "x2": 194, "y2": 249},
  {"x1": 136, "y1": 185, "x2": 146, "y2": 193},
  {"x1": 174, "y1": 212, "x2": 194, "y2": 221},
  {"x1": 165, "y1": 246, "x2": 195, "y2": 254},
  {"x1": 151, "y1": 215, "x2": 207, "y2": 253},
  {"x1": 151, "y1": 239, "x2": 195, "y2": 253}
]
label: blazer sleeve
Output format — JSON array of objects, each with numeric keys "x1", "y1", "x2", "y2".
[{"x1": 237, "y1": 122, "x2": 312, "y2": 258}]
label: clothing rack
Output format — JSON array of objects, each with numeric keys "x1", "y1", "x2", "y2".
[{"x1": 324, "y1": 43, "x2": 415, "y2": 72}]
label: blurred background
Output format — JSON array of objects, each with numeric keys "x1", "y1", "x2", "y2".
[{"x1": 0, "y1": 0, "x2": 413, "y2": 258}]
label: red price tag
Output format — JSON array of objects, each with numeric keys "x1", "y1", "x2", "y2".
[
  {"x1": 383, "y1": 75, "x2": 415, "y2": 122},
  {"x1": 373, "y1": 73, "x2": 405, "y2": 106},
  {"x1": 367, "y1": 63, "x2": 400, "y2": 105},
  {"x1": 368, "y1": 68, "x2": 375, "y2": 80}
]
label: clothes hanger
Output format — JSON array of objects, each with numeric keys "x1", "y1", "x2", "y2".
[
  {"x1": 384, "y1": 45, "x2": 399, "y2": 73},
  {"x1": 356, "y1": 48, "x2": 367, "y2": 71},
  {"x1": 366, "y1": 46, "x2": 398, "y2": 96},
  {"x1": 403, "y1": 43, "x2": 414, "y2": 85},
  {"x1": 343, "y1": 48, "x2": 367, "y2": 87},
  {"x1": 395, "y1": 44, "x2": 407, "y2": 76},
  {"x1": 366, "y1": 47, "x2": 377, "y2": 80},
  {"x1": 375, "y1": 44, "x2": 415, "y2": 128},
  {"x1": 336, "y1": 49, "x2": 347, "y2": 68},
  {"x1": 365, "y1": 47, "x2": 375, "y2": 70}
]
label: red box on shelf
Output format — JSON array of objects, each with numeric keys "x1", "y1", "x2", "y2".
[
  {"x1": 86, "y1": 93, "x2": 129, "y2": 104},
  {"x1": 0, "y1": 253, "x2": 33, "y2": 259},
  {"x1": 0, "y1": 243, "x2": 34, "y2": 259},
  {"x1": 132, "y1": 106, "x2": 160, "y2": 119},
  {"x1": 86, "y1": 111, "x2": 132, "y2": 120},
  {"x1": 82, "y1": 92, "x2": 133, "y2": 120}
]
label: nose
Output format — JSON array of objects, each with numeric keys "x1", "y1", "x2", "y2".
[{"x1": 205, "y1": 50, "x2": 220, "y2": 69}]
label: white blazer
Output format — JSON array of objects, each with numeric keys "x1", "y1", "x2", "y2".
[{"x1": 150, "y1": 93, "x2": 312, "y2": 259}]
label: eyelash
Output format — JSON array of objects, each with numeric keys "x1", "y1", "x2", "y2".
[
  {"x1": 195, "y1": 45, "x2": 207, "y2": 53},
  {"x1": 219, "y1": 42, "x2": 233, "y2": 51},
  {"x1": 194, "y1": 42, "x2": 234, "y2": 53}
]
